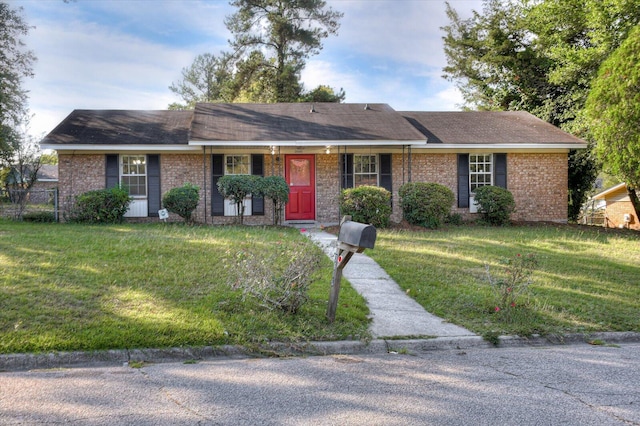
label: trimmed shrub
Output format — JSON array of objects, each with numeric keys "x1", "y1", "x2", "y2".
[
  {"x1": 217, "y1": 175, "x2": 260, "y2": 224},
  {"x1": 399, "y1": 182, "x2": 455, "y2": 229},
  {"x1": 258, "y1": 176, "x2": 289, "y2": 225},
  {"x1": 339, "y1": 185, "x2": 392, "y2": 228},
  {"x1": 67, "y1": 186, "x2": 131, "y2": 224},
  {"x1": 473, "y1": 185, "x2": 515, "y2": 226},
  {"x1": 162, "y1": 183, "x2": 200, "y2": 224}
]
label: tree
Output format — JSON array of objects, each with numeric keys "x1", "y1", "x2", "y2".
[
  {"x1": 224, "y1": 0, "x2": 342, "y2": 103},
  {"x1": 300, "y1": 84, "x2": 345, "y2": 103},
  {"x1": 168, "y1": 53, "x2": 234, "y2": 110},
  {"x1": 442, "y1": 0, "x2": 640, "y2": 221},
  {"x1": 585, "y1": 25, "x2": 640, "y2": 218},
  {"x1": 169, "y1": 1, "x2": 344, "y2": 107},
  {"x1": 0, "y1": 2, "x2": 36, "y2": 164}
]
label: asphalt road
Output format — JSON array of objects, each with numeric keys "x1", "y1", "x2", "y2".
[{"x1": 1, "y1": 343, "x2": 638, "y2": 425}]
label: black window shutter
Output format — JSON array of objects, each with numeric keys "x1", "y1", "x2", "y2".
[
  {"x1": 494, "y1": 153, "x2": 507, "y2": 188},
  {"x1": 457, "y1": 154, "x2": 470, "y2": 208},
  {"x1": 379, "y1": 154, "x2": 392, "y2": 193},
  {"x1": 251, "y1": 154, "x2": 264, "y2": 216},
  {"x1": 147, "y1": 155, "x2": 161, "y2": 217},
  {"x1": 340, "y1": 154, "x2": 353, "y2": 189},
  {"x1": 105, "y1": 154, "x2": 119, "y2": 188},
  {"x1": 211, "y1": 154, "x2": 224, "y2": 216}
]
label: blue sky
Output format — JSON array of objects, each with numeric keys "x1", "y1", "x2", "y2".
[{"x1": 12, "y1": 0, "x2": 483, "y2": 137}]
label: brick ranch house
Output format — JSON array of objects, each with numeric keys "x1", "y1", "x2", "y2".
[{"x1": 40, "y1": 103, "x2": 587, "y2": 225}]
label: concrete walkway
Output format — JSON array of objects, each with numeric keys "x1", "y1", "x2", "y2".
[{"x1": 305, "y1": 229, "x2": 476, "y2": 339}]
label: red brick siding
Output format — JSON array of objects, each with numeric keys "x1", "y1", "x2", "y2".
[
  {"x1": 57, "y1": 151, "x2": 570, "y2": 224},
  {"x1": 57, "y1": 154, "x2": 106, "y2": 214},
  {"x1": 605, "y1": 200, "x2": 639, "y2": 230},
  {"x1": 507, "y1": 153, "x2": 567, "y2": 222}
]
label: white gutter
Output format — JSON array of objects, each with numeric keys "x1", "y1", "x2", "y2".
[
  {"x1": 40, "y1": 144, "x2": 197, "y2": 152},
  {"x1": 188, "y1": 139, "x2": 429, "y2": 147},
  {"x1": 411, "y1": 143, "x2": 587, "y2": 150}
]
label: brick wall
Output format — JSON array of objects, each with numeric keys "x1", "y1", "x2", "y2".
[
  {"x1": 57, "y1": 154, "x2": 106, "y2": 214},
  {"x1": 507, "y1": 153, "x2": 568, "y2": 222},
  {"x1": 605, "y1": 200, "x2": 639, "y2": 230},
  {"x1": 316, "y1": 154, "x2": 341, "y2": 224},
  {"x1": 57, "y1": 151, "x2": 570, "y2": 225}
]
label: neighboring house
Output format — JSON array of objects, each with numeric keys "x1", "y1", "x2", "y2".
[
  {"x1": 31, "y1": 164, "x2": 59, "y2": 204},
  {"x1": 40, "y1": 103, "x2": 587, "y2": 225},
  {"x1": 1, "y1": 164, "x2": 58, "y2": 204},
  {"x1": 586, "y1": 183, "x2": 639, "y2": 230}
]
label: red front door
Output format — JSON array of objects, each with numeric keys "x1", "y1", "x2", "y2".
[{"x1": 285, "y1": 154, "x2": 315, "y2": 221}]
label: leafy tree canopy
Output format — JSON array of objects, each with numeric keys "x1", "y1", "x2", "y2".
[
  {"x1": 170, "y1": 0, "x2": 344, "y2": 106},
  {"x1": 442, "y1": 0, "x2": 640, "y2": 221},
  {"x1": 0, "y1": 2, "x2": 36, "y2": 164},
  {"x1": 585, "y1": 24, "x2": 640, "y2": 217}
]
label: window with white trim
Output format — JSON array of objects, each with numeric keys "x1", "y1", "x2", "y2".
[
  {"x1": 469, "y1": 154, "x2": 493, "y2": 192},
  {"x1": 354, "y1": 154, "x2": 378, "y2": 187},
  {"x1": 121, "y1": 155, "x2": 146, "y2": 197},
  {"x1": 224, "y1": 154, "x2": 252, "y2": 216},
  {"x1": 225, "y1": 155, "x2": 250, "y2": 175}
]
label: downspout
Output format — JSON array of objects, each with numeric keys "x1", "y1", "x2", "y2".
[
  {"x1": 402, "y1": 145, "x2": 406, "y2": 185},
  {"x1": 338, "y1": 145, "x2": 343, "y2": 222},
  {"x1": 203, "y1": 146, "x2": 208, "y2": 224},
  {"x1": 408, "y1": 145, "x2": 412, "y2": 182}
]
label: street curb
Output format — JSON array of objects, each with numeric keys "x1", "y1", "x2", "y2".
[{"x1": 1, "y1": 332, "x2": 639, "y2": 372}]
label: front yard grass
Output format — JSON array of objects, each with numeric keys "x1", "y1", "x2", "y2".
[
  {"x1": 367, "y1": 224, "x2": 639, "y2": 339},
  {"x1": 0, "y1": 221, "x2": 370, "y2": 354}
]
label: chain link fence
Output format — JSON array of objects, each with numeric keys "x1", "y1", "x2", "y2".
[{"x1": 0, "y1": 188, "x2": 59, "y2": 221}]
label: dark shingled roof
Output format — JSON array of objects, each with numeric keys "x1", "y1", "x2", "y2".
[
  {"x1": 401, "y1": 111, "x2": 585, "y2": 145},
  {"x1": 37, "y1": 164, "x2": 58, "y2": 181},
  {"x1": 190, "y1": 103, "x2": 426, "y2": 142},
  {"x1": 41, "y1": 110, "x2": 194, "y2": 145}
]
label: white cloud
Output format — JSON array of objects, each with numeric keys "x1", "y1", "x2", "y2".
[{"x1": 327, "y1": 0, "x2": 483, "y2": 68}]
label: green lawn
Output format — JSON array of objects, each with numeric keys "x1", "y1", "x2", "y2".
[
  {"x1": 367, "y1": 224, "x2": 640, "y2": 339},
  {"x1": 0, "y1": 221, "x2": 370, "y2": 354},
  {"x1": 2, "y1": 221, "x2": 638, "y2": 354}
]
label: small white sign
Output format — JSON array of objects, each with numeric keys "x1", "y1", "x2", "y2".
[{"x1": 158, "y1": 209, "x2": 169, "y2": 220}]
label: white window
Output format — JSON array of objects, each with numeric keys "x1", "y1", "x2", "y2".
[
  {"x1": 121, "y1": 155, "x2": 147, "y2": 197},
  {"x1": 225, "y1": 155, "x2": 250, "y2": 175},
  {"x1": 354, "y1": 154, "x2": 378, "y2": 187},
  {"x1": 469, "y1": 154, "x2": 492, "y2": 213},
  {"x1": 120, "y1": 155, "x2": 148, "y2": 218},
  {"x1": 224, "y1": 155, "x2": 252, "y2": 216},
  {"x1": 469, "y1": 154, "x2": 493, "y2": 193}
]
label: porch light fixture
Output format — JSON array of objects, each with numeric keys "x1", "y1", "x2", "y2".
[
  {"x1": 270, "y1": 145, "x2": 276, "y2": 155},
  {"x1": 325, "y1": 145, "x2": 331, "y2": 155}
]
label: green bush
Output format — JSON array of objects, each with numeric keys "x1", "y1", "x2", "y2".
[
  {"x1": 22, "y1": 211, "x2": 56, "y2": 223},
  {"x1": 67, "y1": 186, "x2": 131, "y2": 224},
  {"x1": 162, "y1": 183, "x2": 200, "y2": 223},
  {"x1": 258, "y1": 176, "x2": 289, "y2": 225},
  {"x1": 399, "y1": 182, "x2": 455, "y2": 229},
  {"x1": 473, "y1": 186, "x2": 516, "y2": 226},
  {"x1": 339, "y1": 185, "x2": 392, "y2": 228},
  {"x1": 217, "y1": 175, "x2": 260, "y2": 224}
]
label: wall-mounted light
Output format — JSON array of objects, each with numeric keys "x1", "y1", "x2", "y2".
[
  {"x1": 270, "y1": 146, "x2": 276, "y2": 155},
  {"x1": 325, "y1": 145, "x2": 331, "y2": 155}
]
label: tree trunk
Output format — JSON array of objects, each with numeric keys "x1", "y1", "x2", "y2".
[{"x1": 627, "y1": 186, "x2": 640, "y2": 222}]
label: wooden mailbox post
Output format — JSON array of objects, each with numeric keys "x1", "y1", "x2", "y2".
[{"x1": 327, "y1": 217, "x2": 377, "y2": 322}]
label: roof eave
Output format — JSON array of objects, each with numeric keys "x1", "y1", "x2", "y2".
[
  {"x1": 188, "y1": 139, "x2": 428, "y2": 147},
  {"x1": 414, "y1": 143, "x2": 587, "y2": 150},
  {"x1": 40, "y1": 144, "x2": 197, "y2": 152}
]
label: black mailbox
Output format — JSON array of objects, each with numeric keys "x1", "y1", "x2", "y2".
[{"x1": 338, "y1": 221, "x2": 377, "y2": 250}]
